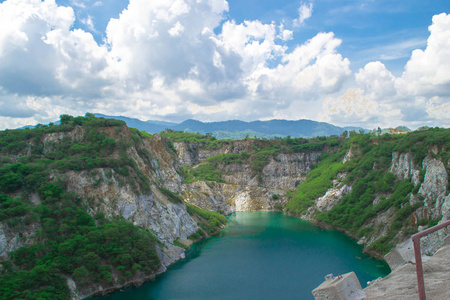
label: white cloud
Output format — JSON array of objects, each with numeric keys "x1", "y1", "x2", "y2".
[
  {"x1": 249, "y1": 32, "x2": 351, "y2": 99},
  {"x1": 396, "y1": 13, "x2": 450, "y2": 97},
  {"x1": 0, "y1": 0, "x2": 448, "y2": 130},
  {"x1": 71, "y1": 0, "x2": 87, "y2": 9},
  {"x1": 322, "y1": 13, "x2": 450, "y2": 129},
  {"x1": 320, "y1": 88, "x2": 402, "y2": 128},
  {"x1": 168, "y1": 21, "x2": 185, "y2": 36},
  {"x1": 294, "y1": 1, "x2": 313, "y2": 27},
  {"x1": 0, "y1": 0, "x2": 351, "y2": 128},
  {"x1": 81, "y1": 15, "x2": 96, "y2": 32},
  {"x1": 355, "y1": 61, "x2": 396, "y2": 100},
  {"x1": 426, "y1": 97, "x2": 450, "y2": 126}
]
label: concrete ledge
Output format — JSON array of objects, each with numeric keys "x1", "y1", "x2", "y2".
[{"x1": 312, "y1": 272, "x2": 365, "y2": 300}]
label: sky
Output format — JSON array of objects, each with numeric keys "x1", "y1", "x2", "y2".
[{"x1": 0, "y1": 0, "x2": 449, "y2": 130}]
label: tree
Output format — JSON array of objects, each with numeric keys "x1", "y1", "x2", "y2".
[
  {"x1": 84, "y1": 112, "x2": 95, "y2": 119},
  {"x1": 340, "y1": 130, "x2": 348, "y2": 138},
  {"x1": 73, "y1": 116, "x2": 84, "y2": 126},
  {"x1": 60, "y1": 114, "x2": 74, "y2": 125},
  {"x1": 72, "y1": 266, "x2": 90, "y2": 283}
]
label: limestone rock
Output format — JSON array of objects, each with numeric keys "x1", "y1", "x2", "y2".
[
  {"x1": 262, "y1": 152, "x2": 320, "y2": 190},
  {"x1": 419, "y1": 156, "x2": 448, "y2": 218},
  {"x1": 182, "y1": 181, "x2": 285, "y2": 214},
  {"x1": 389, "y1": 152, "x2": 420, "y2": 185},
  {"x1": 316, "y1": 184, "x2": 352, "y2": 212},
  {"x1": 343, "y1": 148, "x2": 360, "y2": 164},
  {"x1": 0, "y1": 223, "x2": 37, "y2": 259}
]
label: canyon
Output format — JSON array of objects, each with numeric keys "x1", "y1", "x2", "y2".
[{"x1": 0, "y1": 118, "x2": 449, "y2": 299}]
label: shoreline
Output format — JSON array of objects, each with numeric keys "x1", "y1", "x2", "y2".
[
  {"x1": 82, "y1": 211, "x2": 388, "y2": 300},
  {"x1": 81, "y1": 224, "x2": 227, "y2": 300}
]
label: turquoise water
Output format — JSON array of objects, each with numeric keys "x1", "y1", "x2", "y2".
[{"x1": 97, "y1": 212, "x2": 390, "y2": 300}]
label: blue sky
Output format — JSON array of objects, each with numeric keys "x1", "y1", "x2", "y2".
[
  {"x1": 0, "y1": 0, "x2": 449, "y2": 129},
  {"x1": 61, "y1": 0, "x2": 449, "y2": 74}
]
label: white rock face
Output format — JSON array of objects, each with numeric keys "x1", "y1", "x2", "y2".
[
  {"x1": 0, "y1": 223, "x2": 37, "y2": 259},
  {"x1": 441, "y1": 194, "x2": 450, "y2": 221},
  {"x1": 389, "y1": 152, "x2": 420, "y2": 185},
  {"x1": 182, "y1": 181, "x2": 285, "y2": 214},
  {"x1": 173, "y1": 142, "x2": 196, "y2": 166},
  {"x1": 419, "y1": 156, "x2": 448, "y2": 199},
  {"x1": 419, "y1": 156, "x2": 449, "y2": 218},
  {"x1": 222, "y1": 163, "x2": 256, "y2": 186},
  {"x1": 64, "y1": 170, "x2": 198, "y2": 243},
  {"x1": 316, "y1": 184, "x2": 352, "y2": 212},
  {"x1": 262, "y1": 152, "x2": 320, "y2": 190},
  {"x1": 343, "y1": 148, "x2": 359, "y2": 164},
  {"x1": 419, "y1": 194, "x2": 450, "y2": 255}
]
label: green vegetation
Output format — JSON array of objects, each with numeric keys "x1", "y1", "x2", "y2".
[
  {"x1": 160, "y1": 188, "x2": 183, "y2": 204},
  {"x1": 160, "y1": 129, "x2": 232, "y2": 150},
  {"x1": 285, "y1": 152, "x2": 344, "y2": 214},
  {"x1": 0, "y1": 115, "x2": 166, "y2": 299},
  {"x1": 1, "y1": 113, "x2": 449, "y2": 300},
  {"x1": 186, "y1": 204, "x2": 227, "y2": 238},
  {"x1": 0, "y1": 184, "x2": 160, "y2": 300},
  {"x1": 0, "y1": 114, "x2": 233, "y2": 299},
  {"x1": 179, "y1": 133, "x2": 333, "y2": 184},
  {"x1": 211, "y1": 130, "x2": 286, "y2": 140},
  {"x1": 0, "y1": 113, "x2": 152, "y2": 196},
  {"x1": 286, "y1": 127, "x2": 450, "y2": 255}
]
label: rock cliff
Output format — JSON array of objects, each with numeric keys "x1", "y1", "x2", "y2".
[{"x1": 310, "y1": 147, "x2": 450, "y2": 270}]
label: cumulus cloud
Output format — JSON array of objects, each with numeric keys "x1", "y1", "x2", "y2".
[
  {"x1": 0, "y1": 0, "x2": 110, "y2": 98},
  {"x1": 396, "y1": 13, "x2": 450, "y2": 97},
  {"x1": 250, "y1": 32, "x2": 351, "y2": 99},
  {"x1": 0, "y1": 0, "x2": 448, "y2": 130},
  {"x1": 426, "y1": 97, "x2": 450, "y2": 126},
  {"x1": 320, "y1": 88, "x2": 402, "y2": 128},
  {"x1": 322, "y1": 13, "x2": 450, "y2": 129},
  {"x1": 355, "y1": 61, "x2": 396, "y2": 100}
]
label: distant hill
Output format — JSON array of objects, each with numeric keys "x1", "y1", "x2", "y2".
[{"x1": 95, "y1": 114, "x2": 364, "y2": 138}]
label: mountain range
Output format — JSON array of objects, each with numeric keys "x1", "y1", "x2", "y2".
[{"x1": 94, "y1": 113, "x2": 363, "y2": 138}]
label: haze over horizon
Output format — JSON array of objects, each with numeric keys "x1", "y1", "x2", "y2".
[{"x1": 0, "y1": 0, "x2": 449, "y2": 130}]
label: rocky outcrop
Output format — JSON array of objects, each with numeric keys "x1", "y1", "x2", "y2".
[
  {"x1": 145, "y1": 134, "x2": 183, "y2": 193},
  {"x1": 182, "y1": 181, "x2": 285, "y2": 214},
  {"x1": 177, "y1": 146, "x2": 319, "y2": 212},
  {"x1": 390, "y1": 152, "x2": 420, "y2": 185},
  {"x1": 209, "y1": 152, "x2": 320, "y2": 190},
  {"x1": 343, "y1": 147, "x2": 360, "y2": 164},
  {"x1": 62, "y1": 170, "x2": 197, "y2": 244},
  {"x1": 316, "y1": 178, "x2": 351, "y2": 212},
  {"x1": 261, "y1": 152, "x2": 320, "y2": 190},
  {"x1": 173, "y1": 139, "x2": 261, "y2": 166},
  {"x1": 419, "y1": 156, "x2": 449, "y2": 218},
  {"x1": 0, "y1": 223, "x2": 37, "y2": 258}
]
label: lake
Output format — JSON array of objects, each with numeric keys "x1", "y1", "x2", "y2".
[{"x1": 97, "y1": 212, "x2": 390, "y2": 300}]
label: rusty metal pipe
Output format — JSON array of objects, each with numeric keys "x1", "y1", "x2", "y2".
[{"x1": 411, "y1": 220, "x2": 450, "y2": 300}]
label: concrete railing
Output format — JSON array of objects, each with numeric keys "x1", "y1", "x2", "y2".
[{"x1": 412, "y1": 219, "x2": 450, "y2": 300}]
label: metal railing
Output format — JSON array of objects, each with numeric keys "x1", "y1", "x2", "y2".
[{"x1": 411, "y1": 219, "x2": 450, "y2": 300}]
